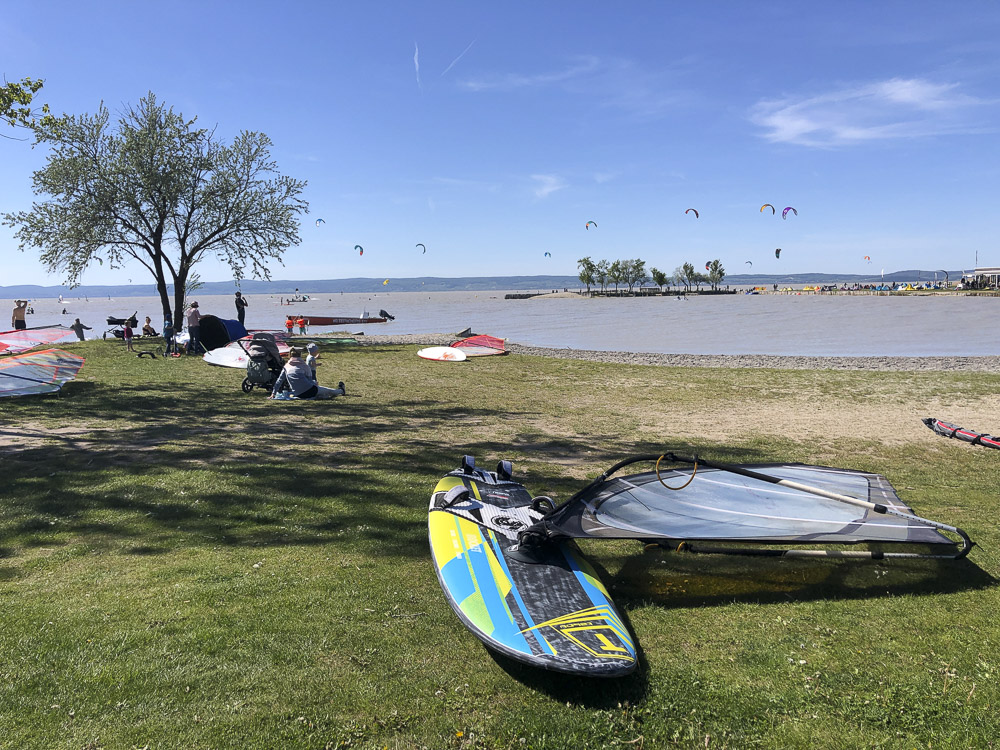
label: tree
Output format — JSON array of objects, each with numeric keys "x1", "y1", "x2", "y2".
[
  {"x1": 705, "y1": 259, "x2": 726, "y2": 290},
  {"x1": 577, "y1": 256, "x2": 596, "y2": 293},
  {"x1": 1, "y1": 76, "x2": 54, "y2": 136},
  {"x1": 3, "y1": 93, "x2": 308, "y2": 330},
  {"x1": 608, "y1": 260, "x2": 624, "y2": 294},
  {"x1": 622, "y1": 258, "x2": 648, "y2": 293},
  {"x1": 595, "y1": 259, "x2": 610, "y2": 292},
  {"x1": 650, "y1": 267, "x2": 669, "y2": 291},
  {"x1": 677, "y1": 262, "x2": 698, "y2": 291}
]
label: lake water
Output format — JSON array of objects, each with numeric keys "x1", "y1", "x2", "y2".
[{"x1": 19, "y1": 290, "x2": 1000, "y2": 357}]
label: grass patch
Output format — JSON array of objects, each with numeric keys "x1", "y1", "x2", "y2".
[{"x1": 2, "y1": 340, "x2": 998, "y2": 748}]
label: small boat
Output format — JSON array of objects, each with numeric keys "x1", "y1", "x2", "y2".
[
  {"x1": 305, "y1": 309, "x2": 394, "y2": 327},
  {"x1": 304, "y1": 315, "x2": 388, "y2": 326}
]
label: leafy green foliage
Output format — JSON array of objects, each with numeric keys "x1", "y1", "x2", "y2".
[
  {"x1": 2, "y1": 93, "x2": 308, "y2": 328},
  {"x1": 0, "y1": 76, "x2": 53, "y2": 134}
]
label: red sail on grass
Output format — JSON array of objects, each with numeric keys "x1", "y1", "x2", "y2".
[
  {"x1": 0, "y1": 348, "x2": 85, "y2": 398},
  {"x1": 451, "y1": 335, "x2": 507, "y2": 357}
]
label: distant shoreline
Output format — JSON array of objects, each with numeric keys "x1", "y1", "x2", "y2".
[{"x1": 356, "y1": 333, "x2": 1000, "y2": 372}]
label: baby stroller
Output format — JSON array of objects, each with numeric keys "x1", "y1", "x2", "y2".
[
  {"x1": 103, "y1": 312, "x2": 138, "y2": 340},
  {"x1": 240, "y1": 332, "x2": 284, "y2": 393}
]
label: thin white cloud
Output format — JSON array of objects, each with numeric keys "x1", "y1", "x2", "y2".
[
  {"x1": 460, "y1": 56, "x2": 600, "y2": 92},
  {"x1": 441, "y1": 39, "x2": 476, "y2": 77},
  {"x1": 531, "y1": 174, "x2": 566, "y2": 199},
  {"x1": 414, "y1": 43, "x2": 421, "y2": 90},
  {"x1": 751, "y1": 77, "x2": 989, "y2": 147}
]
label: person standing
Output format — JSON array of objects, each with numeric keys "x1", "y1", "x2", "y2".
[
  {"x1": 163, "y1": 315, "x2": 177, "y2": 355},
  {"x1": 185, "y1": 301, "x2": 203, "y2": 355},
  {"x1": 123, "y1": 319, "x2": 136, "y2": 352},
  {"x1": 235, "y1": 291, "x2": 249, "y2": 326},
  {"x1": 296, "y1": 315, "x2": 307, "y2": 335},
  {"x1": 70, "y1": 318, "x2": 92, "y2": 341},
  {"x1": 11, "y1": 300, "x2": 28, "y2": 330}
]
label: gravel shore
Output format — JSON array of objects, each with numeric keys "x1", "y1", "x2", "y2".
[{"x1": 354, "y1": 333, "x2": 1000, "y2": 372}]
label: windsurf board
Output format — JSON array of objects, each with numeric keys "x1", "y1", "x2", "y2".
[
  {"x1": 418, "y1": 346, "x2": 467, "y2": 362},
  {"x1": 429, "y1": 457, "x2": 636, "y2": 677}
]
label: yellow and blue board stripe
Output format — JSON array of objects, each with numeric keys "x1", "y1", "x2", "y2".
[{"x1": 429, "y1": 476, "x2": 636, "y2": 673}]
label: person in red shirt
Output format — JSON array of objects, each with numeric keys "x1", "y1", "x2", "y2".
[
  {"x1": 296, "y1": 316, "x2": 307, "y2": 334},
  {"x1": 285, "y1": 315, "x2": 295, "y2": 335}
]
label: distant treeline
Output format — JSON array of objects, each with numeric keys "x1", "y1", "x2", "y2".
[
  {"x1": 576, "y1": 257, "x2": 729, "y2": 293},
  {"x1": 2, "y1": 270, "x2": 963, "y2": 299}
]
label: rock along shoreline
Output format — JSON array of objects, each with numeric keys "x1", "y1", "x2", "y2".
[{"x1": 353, "y1": 333, "x2": 1000, "y2": 372}]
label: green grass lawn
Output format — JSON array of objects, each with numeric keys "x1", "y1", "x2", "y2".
[{"x1": 2, "y1": 340, "x2": 998, "y2": 749}]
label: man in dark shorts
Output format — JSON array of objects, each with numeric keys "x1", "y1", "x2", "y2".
[
  {"x1": 11, "y1": 300, "x2": 28, "y2": 330},
  {"x1": 235, "y1": 291, "x2": 248, "y2": 326}
]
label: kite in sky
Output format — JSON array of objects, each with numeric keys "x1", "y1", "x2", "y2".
[
  {"x1": 315, "y1": 219, "x2": 326, "y2": 227},
  {"x1": 685, "y1": 208, "x2": 699, "y2": 218},
  {"x1": 585, "y1": 221, "x2": 597, "y2": 230},
  {"x1": 544, "y1": 252, "x2": 552, "y2": 257},
  {"x1": 775, "y1": 248, "x2": 782, "y2": 259},
  {"x1": 355, "y1": 245, "x2": 364, "y2": 256},
  {"x1": 782, "y1": 207, "x2": 797, "y2": 220},
  {"x1": 760, "y1": 204, "x2": 775, "y2": 215},
  {"x1": 416, "y1": 243, "x2": 426, "y2": 254}
]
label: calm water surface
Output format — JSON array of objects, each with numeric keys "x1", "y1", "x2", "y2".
[{"x1": 22, "y1": 290, "x2": 1000, "y2": 357}]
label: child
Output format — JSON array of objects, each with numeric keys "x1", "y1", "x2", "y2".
[
  {"x1": 285, "y1": 315, "x2": 295, "y2": 335},
  {"x1": 297, "y1": 316, "x2": 307, "y2": 335},
  {"x1": 305, "y1": 343, "x2": 319, "y2": 381},
  {"x1": 123, "y1": 320, "x2": 135, "y2": 352}
]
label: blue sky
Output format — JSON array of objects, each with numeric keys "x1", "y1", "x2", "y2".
[{"x1": 3, "y1": 1, "x2": 999, "y2": 287}]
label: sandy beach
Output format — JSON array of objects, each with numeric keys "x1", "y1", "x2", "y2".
[{"x1": 355, "y1": 332, "x2": 1000, "y2": 372}]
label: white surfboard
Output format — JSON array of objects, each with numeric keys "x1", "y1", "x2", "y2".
[
  {"x1": 417, "y1": 346, "x2": 467, "y2": 362},
  {"x1": 203, "y1": 346, "x2": 250, "y2": 369}
]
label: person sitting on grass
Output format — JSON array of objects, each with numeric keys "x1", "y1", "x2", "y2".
[
  {"x1": 141, "y1": 316, "x2": 157, "y2": 336},
  {"x1": 270, "y1": 347, "x2": 345, "y2": 400}
]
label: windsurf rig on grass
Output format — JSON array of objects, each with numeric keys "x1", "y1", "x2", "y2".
[{"x1": 510, "y1": 452, "x2": 973, "y2": 562}]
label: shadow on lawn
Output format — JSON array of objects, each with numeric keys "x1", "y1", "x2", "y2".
[{"x1": 606, "y1": 545, "x2": 995, "y2": 610}]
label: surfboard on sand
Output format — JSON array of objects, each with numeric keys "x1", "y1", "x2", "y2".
[
  {"x1": 418, "y1": 346, "x2": 467, "y2": 362},
  {"x1": 428, "y1": 456, "x2": 636, "y2": 677}
]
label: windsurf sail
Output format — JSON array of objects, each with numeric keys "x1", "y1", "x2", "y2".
[
  {"x1": 924, "y1": 417, "x2": 1000, "y2": 450},
  {"x1": 518, "y1": 453, "x2": 972, "y2": 560},
  {"x1": 451, "y1": 334, "x2": 507, "y2": 357},
  {"x1": 0, "y1": 348, "x2": 85, "y2": 398},
  {"x1": 0, "y1": 326, "x2": 77, "y2": 355}
]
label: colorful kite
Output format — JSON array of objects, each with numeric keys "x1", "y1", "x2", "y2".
[
  {"x1": 355, "y1": 245, "x2": 364, "y2": 256},
  {"x1": 686, "y1": 208, "x2": 699, "y2": 218},
  {"x1": 585, "y1": 221, "x2": 597, "y2": 230},
  {"x1": 0, "y1": 348, "x2": 85, "y2": 399},
  {"x1": 315, "y1": 218, "x2": 326, "y2": 227},
  {"x1": 760, "y1": 204, "x2": 775, "y2": 215},
  {"x1": 782, "y1": 207, "x2": 797, "y2": 220},
  {"x1": 775, "y1": 248, "x2": 782, "y2": 259}
]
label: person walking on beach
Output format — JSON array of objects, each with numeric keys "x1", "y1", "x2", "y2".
[
  {"x1": 11, "y1": 300, "x2": 28, "y2": 330},
  {"x1": 185, "y1": 301, "x2": 204, "y2": 355},
  {"x1": 70, "y1": 318, "x2": 91, "y2": 341},
  {"x1": 235, "y1": 292, "x2": 249, "y2": 326}
]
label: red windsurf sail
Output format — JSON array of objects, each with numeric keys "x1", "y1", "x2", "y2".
[
  {"x1": 0, "y1": 348, "x2": 85, "y2": 398},
  {"x1": 0, "y1": 326, "x2": 77, "y2": 355}
]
